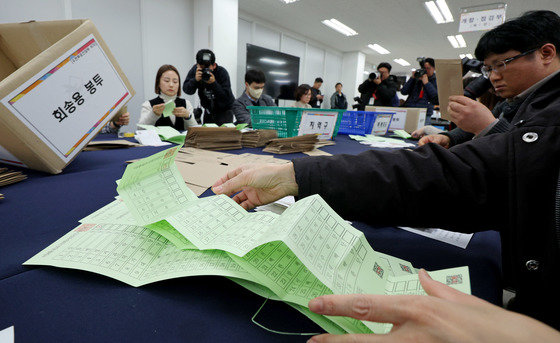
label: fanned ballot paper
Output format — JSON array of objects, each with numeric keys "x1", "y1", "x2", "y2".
[
  {"x1": 25, "y1": 145, "x2": 472, "y2": 335},
  {"x1": 184, "y1": 127, "x2": 242, "y2": 150}
]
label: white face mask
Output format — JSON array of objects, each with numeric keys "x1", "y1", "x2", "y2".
[{"x1": 248, "y1": 87, "x2": 263, "y2": 99}]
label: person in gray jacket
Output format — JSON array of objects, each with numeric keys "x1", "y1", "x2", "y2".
[{"x1": 232, "y1": 69, "x2": 276, "y2": 125}]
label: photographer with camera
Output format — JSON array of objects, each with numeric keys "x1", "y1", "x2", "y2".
[
  {"x1": 183, "y1": 49, "x2": 235, "y2": 125},
  {"x1": 356, "y1": 62, "x2": 398, "y2": 110},
  {"x1": 401, "y1": 57, "x2": 438, "y2": 124}
]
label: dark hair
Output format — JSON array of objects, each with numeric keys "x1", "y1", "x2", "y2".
[
  {"x1": 155, "y1": 64, "x2": 181, "y2": 96},
  {"x1": 245, "y1": 69, "x2": 266, "y2": 84},
  {"x1": 196, "y1": 49, "x2": 216, "y2": 67},
  {"x1": 335, "y1": 82, "x2": 342, "y2": 87},
  {"x1": 294, "y1": 84, "x2": 312, "y2": 101},
  {"x1": 314, "y1": 77, "x2": 323, "y2": 83},
  {"x1": 424, "y1": 58, "x2": 435, "y2": 68},
  {"x1": 377, "y1": 62, "x2": 392, "y2": 72},
  {"x1": 475, "y1": 10, "x2": 560, "y2": 61}
]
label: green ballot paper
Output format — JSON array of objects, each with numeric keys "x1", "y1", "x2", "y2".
[
  {"x1": 163, "y1": 100, "x2": 176, "y2": 117},
  {"x1": 27, "y1": 146, "x2": 473, "y2": 335}
]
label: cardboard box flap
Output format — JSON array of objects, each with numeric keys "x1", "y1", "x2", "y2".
[{"x1": 0, "y1": 20, "x2": 84, "y2": 71}]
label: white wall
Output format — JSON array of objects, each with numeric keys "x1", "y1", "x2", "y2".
[
  {"x1": 237, "y1": 11, "x2": 344, "y2": 108},
  {"x1": 0, "y1": 0, "x2": 196, "y2": 131},
  {"x1": 212, "y1": 0, "x2": 238, "y2": 96}
]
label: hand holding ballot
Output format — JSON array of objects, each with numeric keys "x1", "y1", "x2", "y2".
[
  {"x1": 212, "y1": 163, "x2": 298, "y2": 210},
  {"x1": 307, "y1": 269, "x2": 560, "y2": 343},
  {"x1": 172, "y1": 106, "x2": 189, "y2": 118},
  {"x1": 152, "y1": 103, "x2": 165, "y2": 116},
  {"x1": 447, "y1": 95, "x2": 496, "y2": 135}
]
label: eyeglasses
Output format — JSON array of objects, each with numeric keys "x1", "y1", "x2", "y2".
[{"x1": 481, "y1": 48, "x2": 538, "y2": 77}]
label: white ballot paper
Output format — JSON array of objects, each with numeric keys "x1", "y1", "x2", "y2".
[{"x1": 398, "y1": 227, "x2": 474, "y2": 249}]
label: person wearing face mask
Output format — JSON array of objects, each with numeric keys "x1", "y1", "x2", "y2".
[
  {"x1": 232, "y1": 69, "x2": 276, "y2": 126},
  {"x1": 138, "y1": 64, "x2": 196, "y2": 130}
]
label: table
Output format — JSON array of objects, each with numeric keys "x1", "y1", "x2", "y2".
[{"x1": 0, "y1": 134, "x2": 502, "y2": 342}]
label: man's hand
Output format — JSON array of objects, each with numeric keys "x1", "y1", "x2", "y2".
[
  {"x1": 307, "y1": 269, "x2": 560, "y2": 343},
  {"x1": 448, "y1": 95, "x2": 496, "y2": 135},
  {"x1": 205, "y1": 72, "x2": 216, "y2": 84},
  {"x1": 110, "y1": 112, "x2": 130, "y2": 128},
  {"x1": 411, "y1": 125, "x2": 443, "y2": 139},
  {"x1": 373, "y1": 77, "x2": 382, "y2": 85},
  {"x1": 418, "y1": 134, "x2": 450, "y2": 149},
  {"x1": 152, "y1": 103, "x2": 165, "y2": 116},
  {"x1": 317, "y1": 94, "x2": 324, "y2": 100},
  {"x1": 421, "y1": 74, "x2": 429, "y2": 85},
  {"x1": 211, "y1": 162, "x2": 299, "y2": 210},
  {"x1": 173, "y1": 107, "x2": 189, "y2": 118},
  {"x1": 195, "y1": 68, "x2": 203, "y2": 82}
]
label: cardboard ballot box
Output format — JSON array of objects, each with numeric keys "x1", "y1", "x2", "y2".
[
  {"x1": 0, "y1": 19, "x2": 134, "y2": 173},
  {"x1": 365, "y1": 106, "x2": 426, "y2": 133}
]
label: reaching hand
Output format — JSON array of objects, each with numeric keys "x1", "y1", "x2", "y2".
[
  {"x1": 307, "y1": 269, "x2": 560, "y2": 343},
  {"x1": 211, "y1": 163, "x2": 299, "y2": 210},
  {"x1": 448, "y1": 96, "x2": 496, "y2": 135},
  {"x1": 418, "y1": 134, "x2": 450, "y2": 149},
  {"x1": 173, "y1": 107, "x2": 189, "y2": 118}
]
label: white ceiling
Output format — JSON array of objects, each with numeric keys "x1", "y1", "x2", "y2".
[{"x1": 239, "y1": 0, "x2": 560, "y2": 74}]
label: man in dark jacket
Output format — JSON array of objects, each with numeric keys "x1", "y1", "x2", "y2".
[
  {"x1": 357, "y1": 62, "x2": 398, "y2": 109},
  {"x1": 212, "y1": 11, "x2": 560, "y2": 335},
  {"x1": 309, "y1": 78, "x2": 324, "y2": 108},
  {"x1": 232, "y1": 69, "x2": 275, "y2": 125},
  {"x1": 183, "y1": 49, "x2": 235, "y2": 125},
  {"x1": 401, "y1": 58, "x2": 438, "y2": 124}
]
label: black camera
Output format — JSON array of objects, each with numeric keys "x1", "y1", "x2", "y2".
[
  {"x1": 461, "y1": 57, "x2": 492, "y2": 99},
  {"x1": 414, "y1": 57, "x2": 427, "y2": 79},
  {"x1": 201, "y1": 68, "x2": 212, "y2": 82},
  {"x1": 352, "y1": 96, "x2": 363, "y2": 110}
]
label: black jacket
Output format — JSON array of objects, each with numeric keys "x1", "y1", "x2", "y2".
[
  {"x1": 293, "y1": 71, "x2": 560, "y2": 329},
  {"x1": 358, "y1": 77, "x2": 398, "y2": 109},
  {"x1": 183, "y1": 64, "x2": 234, "y2": 123},
  {"x1": 441, "y1": 99, "x2": 521, "y2": 147},
  {"x1": 310, "y1": 87, "x2": 323, "y2": 108}
]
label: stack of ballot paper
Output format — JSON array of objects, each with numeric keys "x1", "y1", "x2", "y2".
[
  {"x1": 0, "y1": 168, "x2": 27, "y2": 199},
  {"x1": 241, "y1": 129, "x2": 278, "y2": 148},
  {"x1": 184, "y1": 127, "x2": 242, "y2": 150},
  {"x1": 25, "y1": 145, "x2": 471, "y2": 336},
  {"x1": 349, "y1": 134, "x2": 416, "y2": 148},
  {"x1": 137, "y1": 124, "x2": 186, "y2": 145},
  {"x1": 134, "y1": 129, "x2": 171, "y2": 147},
  {"x1": 263, "y1": 134, "x2": 318, "y2": 154},
  {"x1": 84, "y1": 139, "x2": 141, "y2": 151}
]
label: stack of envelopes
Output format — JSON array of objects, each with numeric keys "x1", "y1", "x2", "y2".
[
  {"x1": 0, "y1": 168, "x2": 27, "y2": 199},
  {"x1": 263, "y1": 134, "x2": 318, "y2": 154},
  {"x1": 241, "y1": 129, "x2": 278, "y2": 148},
  {"x1": 185, "y1": 127, "x2": 242, "y2": 150}
]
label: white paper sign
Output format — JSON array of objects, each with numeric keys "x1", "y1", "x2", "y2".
[
  {"x1": 459, "y1": 8, "x2": 506, "y2": 33},
  {"x1": 387, "y1": 108, "x2": 408, "y2": 131},
  {"x1": 417, "y1": 109, "x2": 427, "y2": 129},
  {"x1": 1, "y1": 34, "x2": 131, "y2": 161},
  {"x1": 298, "y1": 111, "x2": 339, "y2": 140},
  {"x1": 371, "y1": 113, "x2": 393, "y2": 136}
]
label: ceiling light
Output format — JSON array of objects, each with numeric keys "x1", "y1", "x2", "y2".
[
  {"x1": 322, "y1": 19, "x2": 358, "y2": 36},
  {"x1": 466, "y1": 53, "x2": 473, "y2": 59},
  {"x1": 448, "y1": 35, "x2": 466, "y2": 48},
  {"x1": 455, "y1": 34, "x2": 466, "y2": 48},
  {"x1": 260, "y1": 57, "x2": 286, "y2": 65},
  {"x1": 279, "y1": 0, "x2": 299, "y2": 3},
  {"x1": 447, "y1": 35, "x2": 459, "y2": 48},
  {"x1": 425, "y1": 0, "x2": 453, "y2": 24},
  {"x1": 363, "y1": 71, "x2": 370, "y2": 75},
  {"x1": 411, "y1": 68, "x2": 417, "y2": 71},
  {"x1": 269, "y1": 71, "x2": 289, "y2": 76},
  {"x1": 425, "y1": 1, "x2": 445, "y2": 24},
  {"x1": 393, "y1": 58, "x2": 410, "y2": 66},
  {"x1": 436, "y1": 0, "x2": 454, "y2": 22},
  {"x1": 274, "y1": 80, "x2": 291, "y2": 83},
  {"x1": 368, "y1": 44, "x2": 390, "y2": 54},
  {"x1": 459, "y1": 53, "x2": 473, "y2": 59}
]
